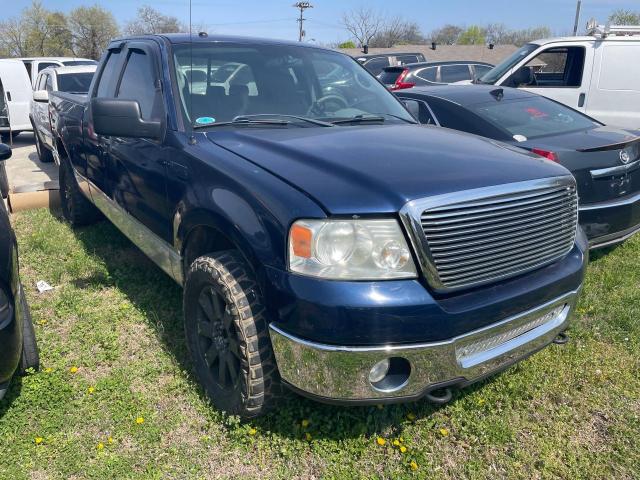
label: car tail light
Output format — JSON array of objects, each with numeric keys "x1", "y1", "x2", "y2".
[
  {"x1": 391, "y1": 69, "x2": 415, "y2": 90},
  {"x1": 531, "y1": 148, "x2": 559, "y2": 162}
]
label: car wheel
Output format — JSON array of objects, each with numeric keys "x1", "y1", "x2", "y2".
[
  {"x1": 184, "y1": 250, "x2": 279, "y2": 418},
  {"x1": 0, "y1": 162, "x2": 8, "y2": 199},
  {"x1": 18, "y1": 287, "x2": 39, "y2": 374},
  {"x1": 34, "y1": 130, "x2": 54, "y2": 163},
  {"x1": 59, "y1": 159, "x2": 101, "y2": 226}
]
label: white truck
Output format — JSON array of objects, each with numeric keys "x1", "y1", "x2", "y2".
[
  {"x1": 0, "y1": 59, "x2": 33, "y2": 143},
  {"x1": 18, "y1": 57, "x2": 97, "y2": 88},
  {"x1": 475, "y1": 22, "x2": 640, "y2": 130}
]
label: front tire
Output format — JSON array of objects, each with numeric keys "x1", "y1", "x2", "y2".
[
  {"x1": 0, "y1": 162, "x2": 8, "y2": 198},
  {"x1": 59, "y1": 159, "x2": 100, "y2": 226},
  {"x1": 34, "y1": 129, "x2": 54, "y2": 163},
  {"x1": 18, "y1": 288, "x2": 39, "y2": 374},
  {"x1": 184, "y1": 250, "x2": 279, "y2": 418}
]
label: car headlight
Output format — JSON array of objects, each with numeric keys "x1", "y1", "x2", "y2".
[{"x1": 288, "y1": 219, "x2": 417, "y2": 280}]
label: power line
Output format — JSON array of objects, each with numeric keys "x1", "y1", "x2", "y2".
[{"x1": 293, "y1": 2, "x2": 313, "y2": 42}]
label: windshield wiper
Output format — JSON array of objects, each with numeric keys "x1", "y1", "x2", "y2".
[
  {"x1": 193, "y1": 117, "x2": 291, "y2": 129},
  {"x1": 193, "y1": 114, "x2": 335, "y2": 130},
  {"x1": 331, "y1": 115, "x2": 386, "y2": 125},
  {"x1": 233, "y1": 114, "x2": 335, "y2": 127}
]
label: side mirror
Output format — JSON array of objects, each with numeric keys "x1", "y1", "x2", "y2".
[
  {"x1": 91, "y1": 98, "x2": 162, "y2": 139},
  {"x1": 33, "y1": 90, "x2": 49, "y2": 102},
  {"x1": 510, "y1": 66, "x2": 534, "y2": 87},
  {"x1": 0, "y1": 143, "x2": 12, "y2": 161}
]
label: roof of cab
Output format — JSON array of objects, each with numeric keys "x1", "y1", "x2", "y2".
[
  {"x1": 113, "y1": 33, "x2": 332, "y2": 51},
  {"x1": 41, "y1": 65, "x2": 97, "y2": 76},
  {"x1": 398, "y1": 84, "x2": 537, "y2": 106}
]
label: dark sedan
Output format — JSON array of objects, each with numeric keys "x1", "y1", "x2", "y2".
[
  {"x1": 378, "y1": 61, "x2": 494, "y2": 91},
  {"x1": 0, "y1": 144, "x2": 38, "y2": 401},
  {"x1": 397, "y1": 85, "x2": 640, "y2": 248}
]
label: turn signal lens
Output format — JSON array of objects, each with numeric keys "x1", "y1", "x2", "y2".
[
  {"x1": 531, "y1": 148, "x2": 559, "y2": 162},
  {"x1": 290, "y1": 224, "x2": 312, "y2": 258}
]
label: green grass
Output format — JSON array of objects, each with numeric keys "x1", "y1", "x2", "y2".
[{"x1": 1, "y1": 208, "x2": 639, "y2": 479}]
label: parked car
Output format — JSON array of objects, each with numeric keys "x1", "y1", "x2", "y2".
[
  {"x1": 354, "y1": 52, "x2": 427, "y2": 75},
  {"x1": 473, "y1": 22, "x2": 640, "y2": 130},
  {"x1": 379, "y1": 61, "x2": 494, "y2": 90},
  {"x1": 397, "y1": 85, "x2": 640, "y2": 248},
  {"x1": 0, "y1": 144, "x2": 39, "y2": 401},
  {"x1": 0, "y1": 59, "x2": 33, "y2": 142},
  {"x1": 30, "y1": 65, "x2": 97, "y2": 163},
  {"x1": 17, "y1": 57, "x2": 97, "y2": 88},
  {"x1": 50, "y1": 34, "x2": 587, "y2": 417}
]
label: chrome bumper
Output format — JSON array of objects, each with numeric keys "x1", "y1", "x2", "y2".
[{"x1": 269, "y1": 290, "x2": 579, "y2": 402}]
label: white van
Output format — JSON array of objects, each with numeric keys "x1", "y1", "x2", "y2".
[
  {"x1": 475, "y1": 22, "x2": 640, "y2": 130},
  {"x1": 0, "y1": 59, "x2": 33, "y2": 142}
]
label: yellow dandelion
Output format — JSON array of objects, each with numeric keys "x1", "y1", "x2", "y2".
[
  {"x1": 407, "y1": 412, "x2": 416, "y2": 421},
  {"x1": 393, "y1": 439, "x2": 401, "y2": 447},
  {"x1": 410, "y1": 460, "x2": 418, "y2": 471},
  {"x1": 400, "y1": 445, "x2": 407, "y2": 453},
  {"x1": 97, "y1": 442, "x2": 104, "y2": 450},
  {"x1": 87, "y1": 386, "x2": 95, "y2": 394},
  {"x1": 439, "y1": 427, "x2": 449, "y2": 437},
  {"x1": 44, "y1": 367, "x2": 53, "y2": 373},
  {"x1": 107, "y1": 436, "x2": 114, "y2": 444},
  {"x1": 69, "y1": 366, "x2": 79, "y2": 374},
  {"x1": 248, "y1": 428, "x2": 257, "y2": 436},
  {"x1": 305, "y1": 432, "x2": 312, "y2": 441},
  {"x1": 376, "y1": 437, "x2": 386, "y2": 446},
  {"x1": 34, "y1": 437, "x2": 43, "y2": 445},
  {"x1": 135, "y1": 416, "x2": 145, "y2": 425},
  {"x1": 301, "y1": 419, "x2": 310, "y2": 428},
  {"x1": 399, "y1": 437, "x2": 404, "y2": 443},
  {"x1": 477, "y1": 398, "x2": 485, "y2": 406}
]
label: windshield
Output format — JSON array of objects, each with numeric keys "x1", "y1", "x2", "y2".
[
  {"x1": 478, "y1": 44, "x2": 538, "y2": 84},
  {"x1": 57, "y1": 72, "x2": 94, "y2": 93},
  {"x1": 470, "y1": 96, "x2": 600, "y2": 140},
  {"x1": 172, "y1": 43, "x2": 414, "y2": 127}
]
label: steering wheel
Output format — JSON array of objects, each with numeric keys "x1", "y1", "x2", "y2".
[{"x1": 307, "y1": 94, "x2": 349, "y2": 116}]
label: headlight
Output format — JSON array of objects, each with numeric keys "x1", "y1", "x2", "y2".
[{"x1": 288, "y1": 219, "x2": 417, "y2": 280}]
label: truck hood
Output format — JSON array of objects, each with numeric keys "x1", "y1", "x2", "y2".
[{"x1": 206, "y1": 124, "x2": 570, "y2": 214}]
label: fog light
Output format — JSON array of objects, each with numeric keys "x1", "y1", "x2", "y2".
[{"x1": 368, "y1": 359, "x2": 390, "y2": 384}]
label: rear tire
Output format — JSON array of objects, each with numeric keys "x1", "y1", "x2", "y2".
[
  {"x1": 184, "y1": 250, "x2": 279, "y2": 418},
  {"x1": 0, "y1": 162, "x2": 8, "y2": 199},
  {"x1": 34, "y1": 129, "x2": 54, "y2": 163},
  {"x1": 59, "y1": 159, "x2": 101, "y2": 226},
  {"x1": 18, "y1": 288, "x2": 39, "y2": 374}
]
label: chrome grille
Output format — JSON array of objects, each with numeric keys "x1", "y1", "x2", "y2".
[{"x1": 402, "y1": 177, "x2": 578, "y2": 291}]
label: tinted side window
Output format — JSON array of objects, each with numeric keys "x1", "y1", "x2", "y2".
[
  {"x1": 524, "y1": 47, "x2": 585, "y2": 88},
  {"x1": 473, "y1": 65, "x2": 492, "y2": 79},
  {"x1": 415, "y1": 67, "x2": 437, "y2": 82},
  {"x1": 429, "y1": 98, "x2": 509, "y2": 140},
  {"x1": 397, "y1": 55, "x2": 419, "y2": 65},
  {"x1": 96, "y1": 50, "x2": 122, "y2": 98},
  {"x1": 364, "y1": 57, "x2": 390, "y2": 75},
  {"x1": 117, "y1": 50, "x2": 161, "y2": 121},
  {"x1": 440, "y1": 65, "x2": 472, "y2": 83}
]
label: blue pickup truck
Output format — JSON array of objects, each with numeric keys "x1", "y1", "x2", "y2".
[{"x1": 49, "y1": 34, "x2": 588, "y2": 418}]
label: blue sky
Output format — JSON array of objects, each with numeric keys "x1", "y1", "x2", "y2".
[{"x1": 5, "y1": 0, "x2": 639, "y2": 43}]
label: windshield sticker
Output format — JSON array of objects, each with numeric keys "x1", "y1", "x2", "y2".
[
  {"x1": 196, "y1": 116, "x2": 216, "y2": 125},
  {"x1": 513, "y1": 134, "x2": 528, "y2": 142}
]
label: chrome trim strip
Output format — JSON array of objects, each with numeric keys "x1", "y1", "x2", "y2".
[
  {"x1": 579, "y1": 190, "x2": 640, "y2": 211},
  {"x1": 269, "y1": 289, "x2": 579, "y2": 401},
  {"x1": 590, "y1": 159, "x2": 640, "y2": 179},
  {"x1": 76, "y1": 171, "x2": 184, "y2": 285},
  {"x1": 400, "y1": 176, "x2": 578, "y2": 292}
]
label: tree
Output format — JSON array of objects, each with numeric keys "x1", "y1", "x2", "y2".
[
  {"x1": 484, "y1": 23, "x2": 509, "y2": 44},
  {"x1": 458, "y1": 25, "x2": 486, "y2": 45},
  {"x1": 68, "y1": 5, "x2": 119, "y2": 60},
  {"x1": 503, "y1": 26, "x2": 552, "y2": 47},
  {"x1": 429, "y1": 24, "x2": 463, "y2": 45},
  {"x1": 371, "y1": 18, "x2": 425, "y2": 47},
  {"x1": 0, "y1": 17, "x2": 29, "y2": 57},
  {"x1": 337, "y1": 40, "x2": 356, "y2": 49},
  {"x1": 608, "y1": 9, "x2": 640, "y2": 25},
  {"x1": 341, "y1": 7, "x2": 384, "y2": 48},
  {"x1": 125, "y1": 5, "x2": 184, "y2": 35}
]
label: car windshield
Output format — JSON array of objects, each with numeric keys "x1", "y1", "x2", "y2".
[
  {"x1": 470, "y1": 96, "x2": 600, "y2": 139},
  {"x1": 478, "y1": 44, "x2": 538, "y2": 84},
  {"x1": 57, "y1": 72, "x2": 94, "y2": 93},
  {"x1": 172, "y1": 43, "x2": 414, "y2": 127}
]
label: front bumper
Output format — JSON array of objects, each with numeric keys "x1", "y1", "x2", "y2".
[
  {"x1": 580, "y1": 190, "x2": 640, "y2": 249},
  {"x1": 269, "y1": 290, "x2": 579, "y2": 403}
]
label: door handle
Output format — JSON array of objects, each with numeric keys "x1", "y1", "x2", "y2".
[{"x1": 578, "y1": 93, "x2": 586, "y2": 108}]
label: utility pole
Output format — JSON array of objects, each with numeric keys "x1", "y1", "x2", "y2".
[
  {"x1": 293, "y1": 2, "x2": 313, "y2": 42},
  {"x1": 573, "y1": 0, "x2": 582, "y2": 36}
]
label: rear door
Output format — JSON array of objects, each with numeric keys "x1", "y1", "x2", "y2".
[
  {"x1": 0, "y1": 61, "x2": 32, "y2": 131},
  {"x1": 512, "y1": 43, "x2": 595, "y2": 113},
  {"x1": 106, "y1": 41, "x2": 171, "y2": 241}
]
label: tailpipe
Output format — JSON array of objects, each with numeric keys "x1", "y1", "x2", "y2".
[
  {"x1": 424, "y1": 388, "x2": 453, "y2": 405},
  {"x1": 553, "y1": 331, "x2": 569, "y2": 345}
]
